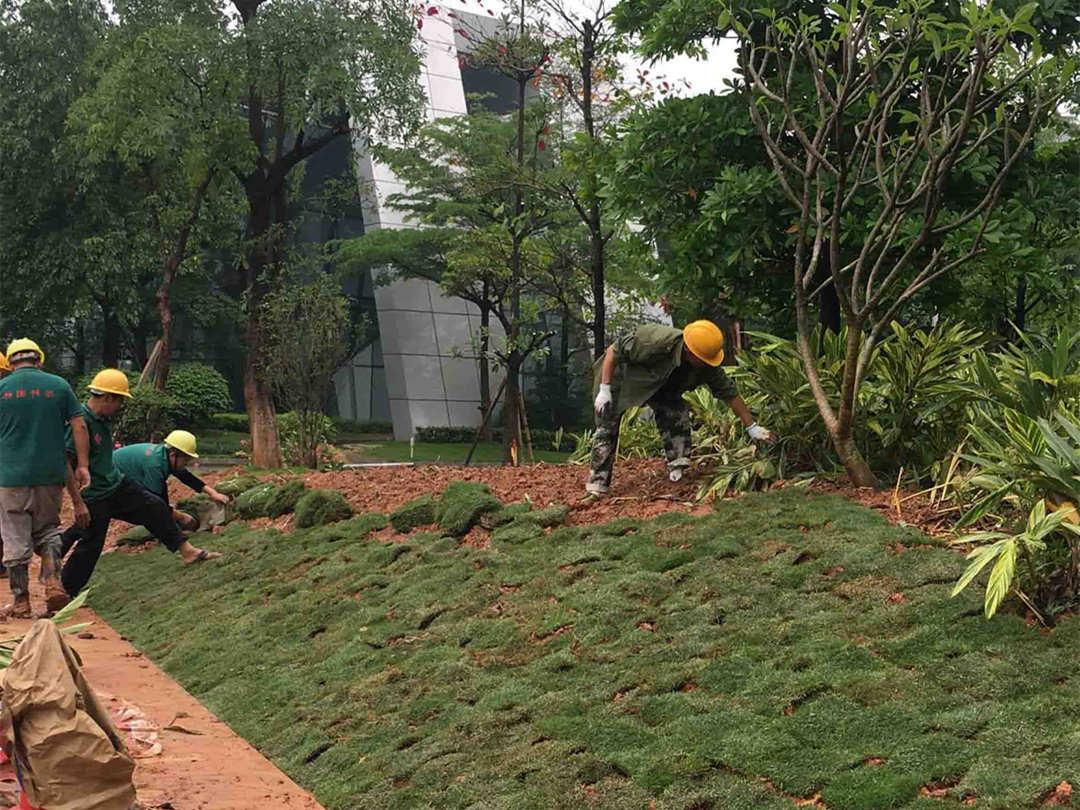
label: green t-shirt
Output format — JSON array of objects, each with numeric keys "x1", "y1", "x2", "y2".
[
  {"x1": 113, "y1": 443, "x2": 171, "y2": 497},
  {"x1": 66, "y1": 403, "x2": 123, "y2": 503},
  {"x1": 0, "y1": 368, "x2": 82, "y2": 487},
  {"x1": 593, "y1": 324, "x2": 738, "y2": 413}
]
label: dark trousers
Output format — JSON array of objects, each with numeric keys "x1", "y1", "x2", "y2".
[{"x1": 60, "y1": 479, "x2": 185, "y2": 596}]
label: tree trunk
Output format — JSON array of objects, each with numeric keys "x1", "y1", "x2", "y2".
[
  {"x1": 503, "y1": 350, "x2": 523, "y2": 464},
  {"x1": 589, "y1": 209, "x2": 605, "y2": 358},
  {"x1": 478, "y1": 295, "x2": 491, "y2": 440},
  {"x1": 244, "y1": 313, "x2": 281, "y2": 468},
  {"x1": 101, "y1": 306, "x2": 122, "y2": 368},
  {"x1": 832, "y1": 432, "x2": 877, "y2": 487},
  {"x1": 153, "y1": 266, "x2": 175, "y2": 391}
]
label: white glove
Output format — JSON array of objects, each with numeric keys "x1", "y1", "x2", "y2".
[
  {"x1": 746, "y1": 422, "x2": 772, "y2": 442},
  {"x1": 594, "y1": 384, "x2": 613, "y2": 417},
  {"x1": 668, "y1": 457, "x2": 690, "y2": 482},
  {"x1": 669, "y1": 468, "x2": 684, "y2": 482}
]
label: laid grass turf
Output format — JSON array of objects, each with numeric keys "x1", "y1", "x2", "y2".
[{"x1": 90, "y1": 490, "x2": 1080, "y2": 809}]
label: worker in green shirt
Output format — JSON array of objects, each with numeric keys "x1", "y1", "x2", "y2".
[
  {"x1": 113, "y1": 430, "x2": 230, "y2": 533},
  {"x1": 586, "y1": 320, "x2": 774, "y2": 497},
  {"x1": 0, "y1": 339, "x2": 90, "y2": 617},
  {"x1": 59, "y1": 370, "x2": 221, "y2": 599}
]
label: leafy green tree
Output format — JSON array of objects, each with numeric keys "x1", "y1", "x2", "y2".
[
  {"x1": 257, "y1": 275, "x2": 354, "y2": 468},
  {"x1": 67, "y1": 0, "x2": 246, "y2": 388},
  {"x1": 728, "y1": 0, "x2": 1071, "y2": 486}
]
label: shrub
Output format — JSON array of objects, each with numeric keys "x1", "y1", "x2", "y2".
[
  {"x1": 334, "y1": 419, "x2": 393, "y2": 435},
  {"x1": 209, "y1": 413, "x2": 249, "y2": 432},
  {"x1": 165, "y1": 363, "x2": 233, "y2": 426},
  {"x1": 414, "y1": 426, "x2": 566, "y2": 451},
  {"x1": 295, "y1": 489, "x2": 354, "y2": 528},
  {"x1": 390, "y1": 494, "x2": 439, "y2": 533},
  {"x1": 568, "y1": 407, "x2": 662, "y2": 466},
  {"x1": 215, "y1": 476, "x2": 260, "y2": 497},
  {"x1": 435, "y1": 482, "x2": 502, "y2": 537},
  {"x1": 277, "y1": 411, "x2": 338, "y2": 468},
  {"x1": 115, "y1": 384, "x2": 178, "y2": 444}
]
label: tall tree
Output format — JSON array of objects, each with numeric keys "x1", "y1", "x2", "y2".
[
  {"x1": 67, "y1": 0, "x2": 245, "y2": 388},
  {"x1": 731, "y1": 0, "x2": 1071, "y2": 485},
  {"x1": 229, "y1": 0, "x2": 423, "y2": 467}
]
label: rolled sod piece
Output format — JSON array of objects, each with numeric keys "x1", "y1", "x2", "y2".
[
  {"x1": 435, "y1": 481, "x2": 502, "y2": 537},
  {"x1": 295, "y1": 489, "x2": 354, "y2": 529}
]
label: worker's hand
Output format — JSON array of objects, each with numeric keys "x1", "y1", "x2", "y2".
[
  {"x1": 746, "y1": 423, "x2": 775, "y2": 443},
  {"x1": 207, "y1": 488, "x2": 230, "y2": 505},
  {"x1": 594, "y1": 384, "x2": 613, "y2": 418},
  {"x1": 74, "y1": 500, "x2": 91, "y2": 529},
  {"x1": 75, "y1": 466, "x2": 91, "y2": 491}
]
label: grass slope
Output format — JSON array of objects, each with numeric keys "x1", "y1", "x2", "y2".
[{"x1": 91, "y1": 491, "x2": 1080, "y2": 809}]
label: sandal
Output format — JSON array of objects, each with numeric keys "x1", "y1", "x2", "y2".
[{"x1": 184, "y1": 548, "x2": 222, "y2": 566}]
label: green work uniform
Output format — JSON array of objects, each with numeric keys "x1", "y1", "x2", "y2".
[
  {"x1": 113, "y1": 443, "x2": 206, "y2": 504},
  {"x1": 0, "y1": 367, "x2": 81, "y2": 487},
  {"x1": 587, "y1": 324, "x2": 739, "y2": 494},
  {"x1": 66, "y1": 404, "x2": 123, "y2": 504}
]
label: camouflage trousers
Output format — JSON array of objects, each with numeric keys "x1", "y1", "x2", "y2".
[{"x1": 586, "y1": 400, "x2": 692, "y2": 494}]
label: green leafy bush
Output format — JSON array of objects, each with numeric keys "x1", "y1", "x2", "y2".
[
  {"x1": 952, "y1": 499, "x2": 1080, "y2": 623},
  {"x1": 972, "y1": 330, "x2": 1080, "y2": 420},
  {"x1": 390, "y1": 494, "x2": 439, "y2": 533},
  {"x1": 334, "y1": 418, "x2": 393, "y2": 435},
  {"x1": 415, "y1": 426, "x2": 565, "y2": 451},
  {"x1": 115, "y1": 384, "x2": 178, "y2": 444},
  {"x1": 277, "y1": 411, "x2": 338, "y2": 468},
  {"x1": 165, "y1": 363, "x2": 233, "y2": 426},
  {"x1": 209, "y1": 413, "x2": 249, "y2": 432},
  {"x1": 295, "y1": 489, "x2": 354, "y2": 528},
  {"x1": 435, "y1": 481, "x2": 502, "y2": 536}
]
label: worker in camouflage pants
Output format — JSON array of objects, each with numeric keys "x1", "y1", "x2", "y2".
[{"x1": 586, "y1": 320, "x2": 774, "y2": 497}]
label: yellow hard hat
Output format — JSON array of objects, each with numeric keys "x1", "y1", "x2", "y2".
[
  {"x1": 88, "y1": 368, "x2": 133, "y2": 398},
  {"x1": 682, "y1": 320, "x2": 725, "y2": 367},
  {"x1": 164, "y1": 429, "x2": 199, "y2": 458},
  {"x1": 1046, "y1": 498, "x2": 1079, "y2": 526},
  {"x1": 5, "y1": 338, "x2": 44, "y2": 365},
  {"x1": 0, "y1": 352, "x2": 9, "y2": 373}
]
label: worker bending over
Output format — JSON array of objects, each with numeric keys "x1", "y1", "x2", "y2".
[
  {"x1": 113, "y1": 430, "x2": 229, "y2": 532},
  {"x1": 587, "y1": 320, "x2": 774, "y2": 497},
  {"x1": 0, "y1": 339, "x2": 90, "y2": 617},
  {"x1": 59, "y1": 370, "x2": 221, "y2": 600}
]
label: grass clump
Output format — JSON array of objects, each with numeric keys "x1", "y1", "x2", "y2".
[
  {"x1": 90, "y1": 491, "x2": 1080, "y2": 810},
  {"x1": 117, "y1": 525, "x2": 153, "y2": 546},
  {"x1": 294, "y1": 489, "x2": 353, "y2": 528},
  {"x1": 389, "y1": 494, "x2": 438, "y2": 533},
  {"x1": 214, "y1": 475, "x2": 260, "y2": 497},
  {"x1": 435, "y1": 481, "x2": 502, "y2": 537},
  {"x1": 235, "y1": 482, "x2": 282, "y2": 519},
  {"x1": 266, "y1": 479, "x2": 307, "y2": 518}
]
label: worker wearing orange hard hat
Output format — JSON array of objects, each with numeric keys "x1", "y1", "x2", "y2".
[{"x1": 586, "y1": 320, "x2": 774, "y2": 497}]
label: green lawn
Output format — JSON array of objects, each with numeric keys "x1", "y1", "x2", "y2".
[
  {"x1": 194, "y1": 430, "x2": 570, "y2": 465},
  {"x1": 90, "y1": 491, "x2": 1080, "y2": 809},
  {"x1": 338, "y1": 439, "x2": 570, "y2": 465}
]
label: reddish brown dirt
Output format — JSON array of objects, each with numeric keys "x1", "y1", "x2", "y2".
[
  {"x1": 808, "y1": 479, "x2": 961, "y2": 538},
  {"x1": 1, "y1": 592, "x2": 324, "y2": 810}
]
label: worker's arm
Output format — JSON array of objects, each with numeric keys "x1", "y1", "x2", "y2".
[
  {"x1": 68, "y1": 415, "x2": 91, "y2": 490},
  {"x1": 725, "y1": 395, "x2": 775, "y2": 442},
  {"x1": 594, "y1": 345, "x2": 617, "y2": 417},
  {"x1": 175, "y1": 468, "x2": 229, "y2": 504},
  {"x1": 65, "y1": 462, "x2": 91, "y2": 528}
]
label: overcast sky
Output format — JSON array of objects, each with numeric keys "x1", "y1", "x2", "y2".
[{"x1": 440, "y1": 0, "x2": 738, "y2": 97}]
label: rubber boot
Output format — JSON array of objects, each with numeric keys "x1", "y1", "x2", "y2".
[
  {"x1": 41, "y1": 549, "x2": 70, "y2": 614},
  {"x1": 2, "y1": 564, "x2": 32, "y2": 619}
]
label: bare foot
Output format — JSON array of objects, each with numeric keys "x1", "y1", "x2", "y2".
[
  {"x1": 0, "y1": 598, "x2": 32, "y2": 620},
  {"x1": 182, "y1": 548, "x2": 223, "y2": 566}
]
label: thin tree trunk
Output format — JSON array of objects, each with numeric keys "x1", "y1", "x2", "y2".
[
  {"x1": 478, "y1": 295, "x2": 491, "y2": 440},
  {"x1": 153, "y1": 267, "x2": 175, "y2": 391},
  {"x1": 101, "y1": 306, "x2": 122, "y2": 368}
]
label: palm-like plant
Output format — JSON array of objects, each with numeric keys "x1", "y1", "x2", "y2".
[{"x1": 952, "y1": 500, "x2": 1080, "y2": 621}]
